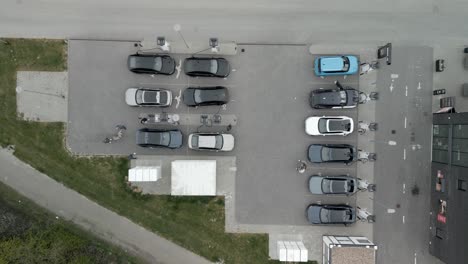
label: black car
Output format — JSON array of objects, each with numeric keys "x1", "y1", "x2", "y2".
[
  {"x1": 184, "y1": 57, "x2": 230, "y2": 77},
  {"x1": 183, "y1": 86, "x2": 229, "y2": 106},
  {"x1": 127, "y1": 54, "x2": 175, "y2": 75},
  {"x1": 307, "y1": 144, "x2": 356, "y2": 164},
  {"x1": 306, "y1": 204, "x2": 356, "y2": 225},
  {"x1": 309, "y1": 81, "x2": 359, "y2": 109},
  {"x1": 308, "y1": 175, "x2": 358, "y2": 195},
  {"x1": 136, "y1": 128, "x2": 182, "y2": 149}
]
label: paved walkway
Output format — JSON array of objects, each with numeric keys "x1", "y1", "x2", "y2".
[{"x1": 0, "y1": 148, "x2": 211, "y2": 264}]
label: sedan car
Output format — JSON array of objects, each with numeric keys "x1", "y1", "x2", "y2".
[
  {"x1": 306, "y1": 204, "x2": 356, "y2": 225},
  {"x1": 125, "y1": 88, "x2": 172, "y2": 107},
  {"x1": 183, "y1": 86, "x2": 229, "y2": 106},
  {"x1": 184, "y1": 57, "x2": 230, "y2": 78},
  {"x1": 308, "y1": 175, "x2": 358, "y2": 195},
  {"x1": 188, "y1": 133, "x2": 234, "y2": 151},
  {"x1": 309, "y1": 86, "x2": 359, "y2": 109},
  {"x1": 127, "y1": 54, "x2": 175, "y2": 75},
  {"x1": 308, "y1": 144, "x2": 356, "y2": 164},
  {"x1": 314, "y1": 55, "x2": 358, "y2": 76},
  {"x1": 305, "y1": 116, "x2": 354, "y2": 136},
  {"x1": 136, "y1": 128, "x2": 182, "y2": 149}
]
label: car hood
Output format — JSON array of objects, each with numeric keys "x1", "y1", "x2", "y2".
[
  {"x1": 182, "y1": 88, "x2": 196, "y2": 106},
  {"x1": 308, "y1": 177, "x2": 324, "y2": 194},
  {"x1": 221, "y1": 134, "x2": 235, "y2": 151},
  {"x1": 216, "y1": 59, "x2": 231, "y2": 77},
  {"x1": 161, "y1": 56, "x2": 175, "y2": 74},
  {"x1": 125, "y1": 88, "x2": 138, "y2": 106},
  {"x1": 168, "y1": 131, "x2": 183, "y2": 148},
  {"x1": 307, "y1": 206, "x2": 322, "y2": 224},
  {"x1": 308, "y1": 145, "x2": 323, "y2": 162},
  {"x1": 305, "y1": 116, "x2": 321, "y2": 135}
]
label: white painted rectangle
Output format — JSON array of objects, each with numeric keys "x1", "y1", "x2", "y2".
[{"x1": 277, "y1": 241, "x2": 287, "y2": 261}]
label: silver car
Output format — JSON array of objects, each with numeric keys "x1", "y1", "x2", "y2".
[
  {"x1": 125, "y1": 88, "x2": 172, "y2": 107},
  {"x1": 308, "y1": 175, "x2": 357, "y2": 195}
]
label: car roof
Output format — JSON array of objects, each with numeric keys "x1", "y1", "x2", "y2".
[
  {"x1": 197, "y1": 135, "x2": 217, "y2": 148},
  {"x1": 320, "y1": 57, "x2": 344, "y2": 71}
]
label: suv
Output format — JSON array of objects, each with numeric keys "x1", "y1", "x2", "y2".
[
  {"x1": 306, "y1": 204, "x2": 356, "y2": 225},
  {"x1": 314, "y1": 55, "x2": 358, "y2": 76},
  {"x1": 183, "y1": 86, "x2": 229, "y2": 106},
  {"x1": 136, "y1": 128, "x2": 182, "y2": 149},
  {"x1": 305, "y1": 116, "x2": 354, "y2": 136},
  {"x1": 308, "y1": 144, "x2": 357, "y2": 164},
  {"x1": 184, "y1": 57, "x2": 230, "y2": 77},
  {"x1": 310, "y1": 81, "x2": 359, "y2": 109},
  {"x1": 127, "y1": 54, "x2": 175, "y2": 75},
  {"x1": 308, "y1": 175, "x2": 358, "y2": 195}
]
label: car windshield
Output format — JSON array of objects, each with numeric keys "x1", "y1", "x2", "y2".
[
  {"x1": 215, "y1": 135, "x2": 223, "y2": 149},
  {"x1": 320, "y1": 208, "x2": 329, "y2": 222},
  {"x1": 339, "y1": 91, "x2": 347, "y2": 104},
  {"x1": 135, "y1": 90, "x2": 144, "y2": 104},
  {"x1": 191, "y1": 135, "x2": 199, "y2": 148},
  {"x1": 318, "y1": 119, "x2": 328, "y2": 133},
  {"x1": 341, "y1": 56, "x2": 350, "y2": 72},
  {"x1": 153, "y1": 57, "x2": 162, "y2": 71},
  {"x1": 321, "y1": 147, "x2": 331, "y2": 161},
  {"x1": 322, "y1": 179, "x2": 331, "y2": 193},
  {"x1": 210, "y1": 60, "x2": 218, "y2": 74}
]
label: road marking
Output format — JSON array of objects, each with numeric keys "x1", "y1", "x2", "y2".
[
  {"x1": 417, "y1": 82, "x2": 421, "y2": 90},
  {"x1": 403, "y1": 183, "x2": 406, "y2": 194},
  {"x1": 175, "y1": 59, "x2": 182, "y2": 79},
  {"x1": 403, "y1": 148, "x2": 406, "y2": 160},
  {"x1": 174, "y1": 89, "x2": 181, "y2": 109},
  {"x1": 403, "y1": 215, "x2": 405, "y2": 223},
  {"x1": 387, "y1": 208, "x2": 396, "y2": 213},
  {"x1": 414, "y1": 252, "x2": 417, "y2": 264},
  {"x1": 391, "y1": 74, "x2": 399, "y2": 79},
  {"x1": 405, "y1": 85, "x2": 408, "y2": 96},
  {"x1": 389, "y1": 83, "x2": 394, "y2": 92},
  {"x1": 404, "y1": 117, "x2": 407, "y2": 128},
  {"x1": 388, "y1": 140, "x2": 397, "y2": 146}
]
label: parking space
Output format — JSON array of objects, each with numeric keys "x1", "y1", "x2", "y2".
[{"x1": 67, "y1": 40, "x2": 364, "y2": 227}]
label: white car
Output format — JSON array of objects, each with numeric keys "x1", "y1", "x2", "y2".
[
  {"x1": 125, "y1": 88, "x2": 172, "y2": 107},
  {"x1": 188, "y1": 133, "x2": 235, "y2": 151},
  {"x1": 305, "y1": 116, "x2": 354, "y2": 136}
]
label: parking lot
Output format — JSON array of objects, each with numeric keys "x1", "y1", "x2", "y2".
[{"x1": 68, "y1": 40, "x2": 366, "y2": 227}]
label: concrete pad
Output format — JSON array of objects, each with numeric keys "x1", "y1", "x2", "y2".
[{"x1": 16, "y1": 71, "x2": 68, "y2": 122}]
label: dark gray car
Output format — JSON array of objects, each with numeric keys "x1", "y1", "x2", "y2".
[
  {"x1": 308, "y1": 144, "x2": 356, "y2": 164},
  {"x1": 127, "y1": 54, "x2": 175, "y2": 75},
  {"x1": 136, "y1": 128, "x2": 182, "y2": 149},
  {"x1": 308, "y1": 175, "x2": 358, "y2": 195},
  {"x1": 309, "y1": 84, "x2": 359, "y2": 109},
  {"x1": 184, "y1": 57, "x2": 230, "y2": 77},
  {"x1": 183, "y1": 86, "x2": 229, "y2": 106},
  {"x1": 307, "y1": 204, "x2": 356, "y2": 225}
]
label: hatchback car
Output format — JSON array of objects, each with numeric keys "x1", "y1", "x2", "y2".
[
  {"x1": 125, "y1": 88, "x2": 172, "y2": 107},
  {"x1": 136, "y1": 128, "x2": 182, "y2": 149},
  {"x1": 308, "y1": 144, "x2": 356, "y2": 164},
  {"x1": 314, "y1": 55, "x2": 358, "y2": 76},
  {"x1": 188, "y1": 133, "x2": 235, "y2": 151},
  {"x1": 306, "y1": 204, "x2": 356, "y2": 225},
  {"x1": 305, "y1": 116, "x2": 354, "y2": 136},
  {"x1": 309, "y1": 86, "x2": 359, "y2": 109},
  {"x1": 183, "y1": 86, "x2": 229, "y2": 106},
  {"x1": 308, "y1": 175, "x2": 358, "y2": 195},
  {"x1": 127, "y1": 54, "x2": 175, "y2": 75},
  {"x1": 184, "y1": 57, "x2": 230, "y2": 77}
]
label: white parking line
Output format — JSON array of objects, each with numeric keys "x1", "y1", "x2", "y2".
[
  {"x1": 405, "y1": 85, "x2": 408, "y2": 96},
  {"x1": 175, "y1": 59, "x2": 182, "y2": 79},
  {"x1": 403, "y1": 183, "x2": 406, "y2": 194},
  {"x1": 403, "y1": 215, "x2": 405, "y2": 223},
  {"x1": 403, "y1": 148, "x2": 407, "y2": 160},
  {"x1": 404, "y1": 117, "x2": 407, "y2": 128},
  {"x1": 414, "y1": 252, "x2": 417, "y2": 264},
  {"x1": 417, "y1": 82, "x2": 421, "y2": 90}
]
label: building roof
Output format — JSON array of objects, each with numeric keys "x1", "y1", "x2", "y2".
[{"x1": 171, "y1": 160, "x2": 216, "y2": 196}]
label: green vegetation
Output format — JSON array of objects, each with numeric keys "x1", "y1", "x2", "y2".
[
  {"x1": 0, "y1": 181, "x2": 141, "y2": 264},
  {"x1": 0, "y1": 39, "x2": 276, "y2": 263}
]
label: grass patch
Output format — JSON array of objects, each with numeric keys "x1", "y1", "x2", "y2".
[
  {"x1": 0, "y1": 38, "x2": 281, "y2": 264},
  {"x1": 0, "y1": 181, "x2": 142, "y2": 264}
]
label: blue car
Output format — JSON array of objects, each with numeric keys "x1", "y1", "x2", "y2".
[{"x1": 314, "y1": 55, "x2": 359, "y2": 76}]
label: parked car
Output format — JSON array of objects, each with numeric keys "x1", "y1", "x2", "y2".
[
  {"x1": 308, "y1": 175, "x2": 358, "y2": 195},
  {"x1": 136, "y1": 128, "x2": 182, "y2": 149},
  {"x1": 305, "y1": 116, "x2": 354, "y2": 136},
  {"x1": 125, "y1": 88, "x2": 172, "y2": 107},
  {"x1": 309, "y1": 83, "x2": 359, "y2": 109},
  {"x1": 188, "y1": 133, "x2": 235, "y2": 151},
  {"x1": 127, "y1": 54, "x2": 175, "y2": 75},
  {"x1": 307, "y1": 144, "x2": 356, "y2": 164},
  {"x1": 314, "y1": 55, "x2": 358, "y2": 76},
  {"x1": 183, "y1": 86, "x2": 229, "y2": 106},
  {"x1": 184, "y1": 57, "x2": 230, "y2": 77},
  {"x1": 306, "y1": 204, "x2": 356, "y2": 225}
]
